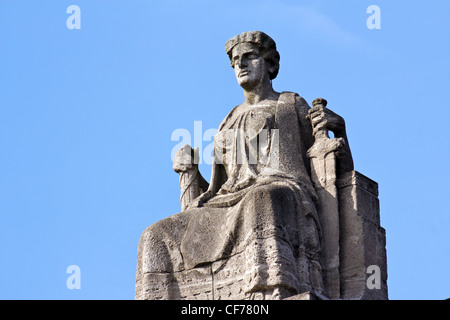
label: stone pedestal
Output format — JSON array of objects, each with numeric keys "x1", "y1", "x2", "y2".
[
  {"x1": 284, "y1": 292, "x2": 320, "y2": 300},
  {"x1": 337, "y1": 171, "x2": 388, "y2": 300}
]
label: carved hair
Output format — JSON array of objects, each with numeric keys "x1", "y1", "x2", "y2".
[{"x1": 225, "y1": 31, "x2": 280, "y2": 80}]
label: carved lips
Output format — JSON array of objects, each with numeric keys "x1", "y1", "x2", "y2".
[{"x1": 238, "y1": 70, "x2": 249, "y2": 77}]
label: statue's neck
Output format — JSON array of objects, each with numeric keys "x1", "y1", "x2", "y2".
[{"x1": 242, "y1": 84, "x2": 279, "y2": 107}]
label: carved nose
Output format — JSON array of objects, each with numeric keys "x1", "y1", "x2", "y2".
[{"x1": 237, "y1": 57, "x2": 247, "y2": 67}]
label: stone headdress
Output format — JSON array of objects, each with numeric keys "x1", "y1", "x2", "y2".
[{"x1": 225, "y1": 31, "x2": 280, "y2": 80}]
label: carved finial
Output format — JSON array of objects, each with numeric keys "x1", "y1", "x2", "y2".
[{"x1": 312, "y1": 97, "x2": 327, "y2": 108}]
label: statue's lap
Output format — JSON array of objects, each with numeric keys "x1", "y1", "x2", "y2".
[{"x1": 136, "y1": 181, "x2": 321, "y2": 300}]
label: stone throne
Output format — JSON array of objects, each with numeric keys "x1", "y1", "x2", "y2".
[{"x1": 135, "y1": 31, "x2": 387, "y2": 300}]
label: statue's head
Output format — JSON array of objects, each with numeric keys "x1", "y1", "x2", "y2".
[{"x1": 225, "y1": 31, "x2": 280, "y2": 89}]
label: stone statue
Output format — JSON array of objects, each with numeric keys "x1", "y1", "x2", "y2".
[{"x1": 135, "y1": 31, "x2": 387, "y2": 300}]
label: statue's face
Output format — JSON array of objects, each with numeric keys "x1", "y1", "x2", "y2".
[{"x1": 231, "y1": 42, "x2": 269, "y2": 90}]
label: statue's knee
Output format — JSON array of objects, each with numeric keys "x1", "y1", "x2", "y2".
[
  {"x1": 138, "y1": 224, "x2": 173, "y2": 273},
  {"x1": 253, "y1": 184, "x2": 292, "y2": 204},
  {"x1": 138, "y1": 212, "x2": 190, "y2": 273}
]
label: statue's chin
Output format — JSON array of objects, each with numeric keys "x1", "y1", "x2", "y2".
[{"x1": 237, "y1": 78, "x2": 258, "y2": 91}]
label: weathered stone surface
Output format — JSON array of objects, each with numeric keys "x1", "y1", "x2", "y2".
[
  {"x1": 136, "y1": 267, "x2": 213, "y2": 300},
  {"x1": 337, "y1": 171, "x2": 388, "y2": 300},
  {"x1": 284, "y1": 291, "x2": 322, "y2": 300},
  {"x1": 135, "y1": 31, "x2": 388, "y2": 300}
]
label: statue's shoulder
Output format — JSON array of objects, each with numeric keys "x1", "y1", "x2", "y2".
[
  {"x1": 218, "y1": 104, "x2": 241, "y2": 131},
  {"x1": 280, "y1": 91, "x2": 311, "y2": 116}
]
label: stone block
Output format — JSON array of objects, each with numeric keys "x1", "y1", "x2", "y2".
[
  {"x1": 337, "y1": 171, "x2": 388, "y2": 300},
  {"x1": 284, "y1": 292, "x2": 320, "y2": 300}
]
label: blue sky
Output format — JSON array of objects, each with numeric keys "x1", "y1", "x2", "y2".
[{"x1": 0, "y1": 0, "x2": 449, "y2": 300}]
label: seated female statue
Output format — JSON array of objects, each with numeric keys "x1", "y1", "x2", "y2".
[{"x1": 136, "y1": 31, "x2": 350, "y2": 300}]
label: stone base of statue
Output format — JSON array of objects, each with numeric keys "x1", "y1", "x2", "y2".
[
  {"x1": 337, "y1": 171, "x2": 388, "y2": 300},
  {"x1": 284, "y1": 292, "x2": 322, "y2": 300}
]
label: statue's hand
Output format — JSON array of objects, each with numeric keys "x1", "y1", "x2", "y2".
[
  {"x1": 173, "y1": 144, "x2": 198, "y2": 173},
  {"x1": 187, "y1": 190, "x2": 213, "y2": 209},
  {"x1": 308, "y1": 104, "x2": 345, "y2": 137}
]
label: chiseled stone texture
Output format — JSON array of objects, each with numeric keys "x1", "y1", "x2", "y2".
[
  {"x1": 284, "y1": 291, "x2": 320, "y2": 300},
  {"x1": 337, "y1": 171, "x2": 388, "y2": 300}
]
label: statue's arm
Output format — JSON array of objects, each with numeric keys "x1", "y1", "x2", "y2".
[
  {"x1": 189, "y1": 157, "x2": 227, "y2": 208},
  {"x1": 206, "y1": 160, "x2": 222, "y2": 194}
]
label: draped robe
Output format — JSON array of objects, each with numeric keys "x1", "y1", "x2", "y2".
[{"x1": 135, "y1": 92, "x2": 325, "y2": 300}]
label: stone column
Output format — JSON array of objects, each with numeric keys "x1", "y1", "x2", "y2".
[{"x1": 337, "y1": 170, "x2": 388, "y2": 300}]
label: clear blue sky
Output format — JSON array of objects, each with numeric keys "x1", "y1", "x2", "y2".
[{"x1": 1, "y1": 0, "x2": 449, "y2": 300}]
